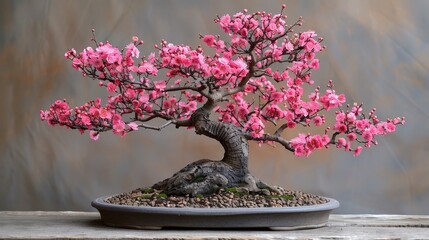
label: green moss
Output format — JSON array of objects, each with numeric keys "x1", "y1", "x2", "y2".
[
  {"x1": 225, "y1": 187, "x2": 239, "y2": 193},
  {"x1": 142, "y1": 188, "x2": 155, "y2": 194},
  {"x1": 192, "y1": 176, "x2": 205, "y2": 183},
  {"x1": 195, "y1": 194, "x2": 204, "y2": 199},
  {"x1": 157, "y1": 193, "x2": 168, "y2": 198},
  {"x1": 280, "y1": 194, "x2": 294, "y2": 200},
  {"x1": 141, "y1": 194, "x2": 153, "y2": 199},
  {"x1": 224, "y1": 187, "x2": 248, "y2": 197},
  {"x1": 265, "y1": 194, "x2": 294, "y2": 200}
]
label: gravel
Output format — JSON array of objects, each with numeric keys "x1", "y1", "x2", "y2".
[{"x1": 105, "y1": 187, "x2": 329, "y2": 208}]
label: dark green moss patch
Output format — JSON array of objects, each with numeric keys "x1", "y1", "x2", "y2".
[
  {"x1": 142, "y1": 188, "x2": 155, "y2": 194},
  {"x1": 195, "y1": 194, "x2": 204, "y2": 199},
  {"x1": 157, "y1": 193, "x2": 168, "y2": 198},
  {"x1": 264, "y1": 194, "x2": 293, "y2": 200},
  {"x1": 192, "y1": 176, "x2": 206, "y2": 183}
]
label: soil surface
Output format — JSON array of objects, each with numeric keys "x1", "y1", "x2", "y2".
[{"x1": 105, "y1": 186, "x2": 329, "y2": 208}]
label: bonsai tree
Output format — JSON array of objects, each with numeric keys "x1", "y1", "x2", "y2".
[{"x1": 41, "y1": 6, "x2": 403, "y2": 196}]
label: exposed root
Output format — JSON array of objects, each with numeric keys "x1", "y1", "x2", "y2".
[
  {"x1": 238, "y1": 174, "x2": 283, "y2": 195},
  {"x1": 152, "y1": 159, "x2": 280, "y2": 196},
  {"x1": 152, "y1": 159, "x2": 245, "y2": 196}
]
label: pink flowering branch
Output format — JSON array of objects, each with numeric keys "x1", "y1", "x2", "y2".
[{"x1": 41, "y1": 5, "x2": 403, "y2": 157}]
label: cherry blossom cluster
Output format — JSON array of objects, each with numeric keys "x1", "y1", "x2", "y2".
[{"x1": 41, "y1": 5, "x2": 403, "y2": 156}]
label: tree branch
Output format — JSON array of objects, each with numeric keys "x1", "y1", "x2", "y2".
[
  {"x1": 137, "y1": 120, "x2": 173, "y2": 131},
  {"x1": 273, "y1": 123, "x2": 288, "y2": 137},
  {"x1": 244, "y1": 132, "x2": 294, "y2": 152}
]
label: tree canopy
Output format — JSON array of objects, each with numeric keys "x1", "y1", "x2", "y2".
[{"x1": 41, "y1": 5, "x2": 403, "y2": 157}]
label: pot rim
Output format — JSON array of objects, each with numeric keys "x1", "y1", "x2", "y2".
[{"x1": 92, "y1": 195, "x2": 339, "y2": 215}]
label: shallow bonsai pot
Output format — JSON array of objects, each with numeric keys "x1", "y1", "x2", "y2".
[{"x1": 92, "y1": 195, "x2": 339, "y2": 230}]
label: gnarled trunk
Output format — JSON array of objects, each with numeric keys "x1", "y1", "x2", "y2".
[
  {"x1": 196, "y1": 118, "x2": 249, "y2": 172},
  {"x1": 152, "y1": 109, "x2": 270, "y2": 196}
]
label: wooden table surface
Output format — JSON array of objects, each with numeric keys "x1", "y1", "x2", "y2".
[{"x1": 1, "y1": 211, "x2": 428, "y2": 239}]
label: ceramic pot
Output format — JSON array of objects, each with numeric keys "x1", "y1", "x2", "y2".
[{"x1": 92, "y1": 195, "x2": 339, "y2": 230}]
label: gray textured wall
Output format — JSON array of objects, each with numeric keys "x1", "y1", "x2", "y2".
[{"x1": 1, "y1": 0, "x2": 428, "y2": 214}]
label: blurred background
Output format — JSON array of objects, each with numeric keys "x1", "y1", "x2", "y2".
[{"x1": 1, "y1": 0, "x2": 428, "y2": 214}]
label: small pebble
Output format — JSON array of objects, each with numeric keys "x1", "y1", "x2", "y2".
[{"x1": 105, "y1": 186, "x2": 329, "y2": 208}]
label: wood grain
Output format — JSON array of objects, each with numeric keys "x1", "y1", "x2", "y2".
[{"x1": 1, "y1": 212, "x2": 428, "y2": 239}]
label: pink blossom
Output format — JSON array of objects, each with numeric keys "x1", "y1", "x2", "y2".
[
  {"x1": 283, "y1": 110, "x2": 295, "y2": 122},
  {"x1": 231, "y1": 58, "x2": 248, "y2": 72},
  {"x1": 141, "y1": 62, "x2": 158, "y2": 75},
  {"x1": 154, "y1": 81, "x2": 166, "y2": 91},
  {"x1": 239, "y1": 28, "x2": 248, "y2": 37},
  {"x1": 309, "y1": 59, "x2": 319, "y2": 69},
  {"x1": 285, "y1": 41, "x2": 294, "y2": 52},
  {"x1": 179, "y1": 101, "x2": 197, "y2": 114},
  {"x1": 237, "y1": 106, "x2": 249, "y2": 119},
  {"x1": 290, "y1": 61, "x2": 306, "y2": 75},
  {"x1": 187, "y1": 101, "x2": 197, "y2": 111},
  {"x1": 113, "y1": 120, "x2": 126, "y2": 135},
  {"x1": 163, "y1": 97, "x2": 177, "y2": 109},
  {"x1": 88, "y1": 55, "x2": 103, "y2": 69},
  {"x1": 89, "y1": 131, "x2": 99, "y2": 140},
  {"x1": 39, "y1": 110, "x2": 47, "y2": 121},
  {"x1": 299, "y1": 31, "x2": 317, "y2": 47},
  {"x1": 219, "y1": 14, "x2": 231, "y2": 31},
  {"x1": 353, "y1": 146, "x2": 363, "y2": 157},
  {"x1": 272, "y1": 47, "x2": 283, "y2": 61},
  {"x1": 337, "y1": 138, "x2": 346, "y2": 148},
  {"x1": 245, "y1": 116, "x2": 265, "y2": 138},
  {"x1": 294, "y1": 146, "x2": 305, "y2": 157},
  {"x1": 347, "y1": 133, "x2": 357, "y2": 142},
  {"x1": 231, "y1": 35, "x2": 248, "y2": 48},
  {"x1": 320, "y1": 90, "x2": 346, "y2": 110},
  {"x1": 265, "y1": 104, "x2": 284, "y2": 119},
  {"x1": 125, "y1": 43, "x2": 140, "y2": 58},
  {"x1": 321, "y1": 135, "x2": 330, "y2": 145},
  {"x1": 386, "y1": 123, "x2": 396, "y2": 132},
  {"x1": 58, "y1": 112, "x2": 70, "y2": 123},
  {"x1": 305, "y1": 52, "x2": 315, "y2": 61},
  {"x1": 107, "y1": 82, "x2": 116, "y2": 93},
  {"x1": 127, "y1": 122, "x2": 139, "y2": 131},
  {"x1": 219, "y1": 112, "x2": 233, "y2": 123},
  {"x1": 347, "y1": 112, "x2": 356, "y2": 123},
  {"x1": 287, "y1": 121, "x2": 296, "y2": 128},
  {"x1": 89, "y1": 106, "x2": 100, "y2": 117},
  {"x1": 313, "y1": 116, "x2": 323, "y2": 126},
  {"x1": 80, "y1": 114, "x2": 91, "y2": 126},
  {"x1": 336, "y1": 112, "x2": 346, "y2": 122},
  {"x1": 295, "y1": 108, "x2": 308, "y2": 118},
  {"x1": 292, "y1": 134, "x2": 305, "y2": 147},
  {"x1": 112, "y1": 113, "x2": 122, "y2": 124},
  {"x1": 334, "y1": 123, "x2": 347, "y2": 133},
  {"x1": 100, "y1": 108, "x2": 112, "y2": 120},
  {"x1": 308, "y1": 135, "x2": 324, "y2": 149},
  {"x1": 139, "y1": 94, "x2": 149, "y2": 103},
  {"x1": 125, "y1": 89, "x2": 136, "y2": 99},
  {"x1": 203, "y1": 35, "x2": 215, "y2": 47},
  {"x1": 291, "y1": 134, "x2": 329, "y2": 156},
  {"x1": 355, "y1": 119, "x2": 369, "y2": 131},
  {"x1": 270, "y1": 92, "x2": 284, "y2": 103},
  {"x1": 379, "y1": 122, "x2": 396, "y2": 133},
  {"x1": 72, "y1": 58, "x2": 82, "y2": 70},
  {"x1": 64, "y1": 48, "x2": 76, "y2": 59},
  {"x1": 362, "y1": 129, "x2": 373, "y2": 142},
  {"x1": 97, "y1": 43, "x2": 122, "y2": 64}
]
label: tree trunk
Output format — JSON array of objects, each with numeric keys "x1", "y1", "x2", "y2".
[
  {"x1": 152, "y1": 109, "x2": 268, "y2": 196},
  {"x1": 196, "y1": 119, "x2": 249, "y2": 173}
]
